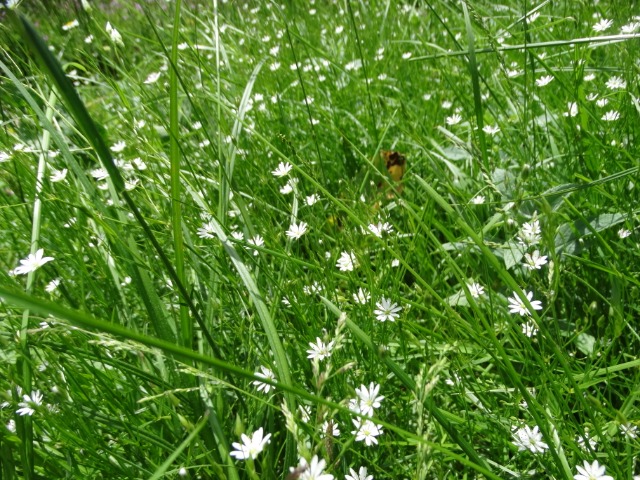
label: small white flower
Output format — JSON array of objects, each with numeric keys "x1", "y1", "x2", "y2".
[
  {"x1": 300, "y1": 455, "x2": 333, "y2": 480},
  {"x1": 471, "y1": 195, "x2": 485, "y2": 205},
  {"x1": 286, "y1": 222, "x2": 308, "y2": 240},
  {"x1": 366, "y1": 222, "x2": 393, "y2": 238},
  {"x1": 321, "y1": 420, "x2": 340, "y2": 438},
  {"x1": 601, "y1": 110, "x2": 620, "y2": 122},
  {"x1": 618, "y1": 228, "x2": 631, "y2": 239},
  {"x1": 374, "y1": 297, "x2": 402, "y2": 322},
  {"x1": 353, "y1": 287, "x2": 370, "y2": 304},
  {"x1": 596, "y1": 98, "x2": 609, "y2": 108},
  {"x1": 247, "y1": 235, "x2": 264, "y2": 255},
  {"x1": 50, "y1": 168, "x2": 68, "y2": 182},
  {"x1": 592, "y1": 19, "x2": 613, "y2": 32},
  {"x1": 521, "y1": 319, "x2": 538, "y2": 337},
  {"x1": 621, "y1": 22, "x2": 640, "y2": 34},
  {"x1": 605, "y1": 75, "x2": 626, "y2": 90},
  {"x1": 620, "y1": 423, "x2": 638, "y2": 439},
  {"x1": 351, "y1": 418, "x2": 383, "y2": 446},
  {"x1": 305, "y1": 194, "x2": 320, "y2": 206},
  {"x1": 45, "y1": 278, "x2": 61, "y2": 293},
  {"x1": 62, "y1": 19, "x2": 79, "y2": 31},
  {"x1": 508, "y1": 290, "x2": 543, "y2": 316},
  {"x1": 111, "y1": 141, "x2": 126, "y2": 153},
  {"x1": 252, "y1": 366, "x2": 276, "y2": 394},
  {"x1": 229, "y1": 427, "x2": 271, "y2": 460},
  {"x1": 306, "y1": 337, "x2": 334, "y2": 361},
  {"x1": 13, "y1": 249, "x2": 54, "y2": 275},
  {"x1": 445, "y1": 113, "x2": 462, "y2": 125},
  {"x1": 16, "y1": 390, "x2": 43, "y2": 416},
  {"x1": 482, "y1": 125, "x2": 500, "y2": 135},
  {"x1": 468, "y1": 282, "x2": 485, "y2": 298},
  {"x1": 280, "y1": 183, "x2": 294, "y2": 195},
  {"x1": 402, "y1": 52, "x2": 412, "y2": 59},
  {"x1": 391, "y1": 259, "x2": 400, "y2": 267},
  {"x1": 345, "y1": 466, "x2": 373, "y2": 480},
  {"x1": 564, "y1": 102, "x2": 578, "y2": 117},
  {"x1": 535, "y1": 75, "x2": 554, "y2": 87},
  {"x1": 355, "y1": 382, "x2": 384, "y2": 417},
  {"x1": 197, "y1": 222, "x2": 216, "y2": 239},
  {"x1": 512, "y1": 425, "x2": 548, "y2": 453},
  {"x1": 336, "y1": 251, "x2": 357, "y2": 271},
  {"x1": 105, "y1": 22, "x2": 124, "y2": 46},
  {"x1": 517, "y1": 220, "x2": 541, "y2": 246},
  {"x1": 144, "y1": 72, "x2": 161, "y2": 84},
  {"x1": 345, "y1": 59, "x2": 362, "y2": 71},
  {"x1": 523, "y1": 250, "x2": 548, "y2": 270},
  {"x1": 573, "y1": 460, "x2": 613, "y2": 480},
  {"x1": 298, "y1": 405, "x2": 312, "y2": 423}
]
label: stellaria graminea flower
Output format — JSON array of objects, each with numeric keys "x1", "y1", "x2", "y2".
[
  {"x1": 272, "y1": 161, "x2": 292, "y2": 177},
  {"x1": 351, "y1": 418, "x2": 383, "y2": 446},
  {"x1": 336, "y1": 251, "x2": 357, "y2": 271},
  {"x1": 374, "y1": 297, "x2": 402, "y2": 322},
  {"x1": 517, "y1": 219, "x2": 541, "y2": 246},
  {"x1": 535, "y1": 75, "x2": 554, "y2": 87},
  {"x1": 353, "y1": 287, "x2": 370, "y2": 304},
  {"x1": 508, "y1": 290, "x2": 543, "y2": 316},
  {"x1": 467, "y1": 282, "x2": 485, "y2": 298},
  {"x1": 592, "y1": 19, "x2": 613, "y2": 32},
  {"x1": 299, "y1": 455, "x2": 334, "y2": 480},
  {"x1": 573, "y1": 460, "x2": 613, "y2": 480},
  {"x1": 252, "y1": 366, "x2": 276, "y2": 394},
  {"x1": 286, "y1": 221, "x2": 308, "y2": 240},
  {"x1": 16, "y1": 390, "x2": 43, "y2": 416},
  {"x1": 523, "y1": 250, "x2": 548, "y2": 270},
  {"x1": 229, "y1": 427, "x2": 271, "y2": 460},
  {"x1": 306, "y1": 337, "x2": 334, "y2": 361},
  {"x1": 512, "y1": 425, "x2": 548, "y2": 453},
  {"x1": 13, "y1": 249, "x2": 54, "y2": 275},
  {"x1": 618, "y1": 228, "x2": 631, "y2": 239},
  {"x1": 355, "y1": 382, "x2": 384, "y2": 416},
  {"x1": 345, "y1": 466, "x2": 373, "y2": 480},
  {"x1": 445, "y1": 113, "x2": 462, "y2": 125}
]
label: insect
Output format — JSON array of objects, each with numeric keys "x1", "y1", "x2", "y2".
[{"x1": 379, "y1": 149, "x2": 406, "y2": 196}]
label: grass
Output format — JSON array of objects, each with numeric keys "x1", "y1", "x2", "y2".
[{"x1": 1, "y1": 0, "x2": 639, "y2": 478}]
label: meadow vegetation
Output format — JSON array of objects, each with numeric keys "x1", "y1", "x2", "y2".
[{"x1": 1, "y1": 0, "x2": 639, "y2": 478}]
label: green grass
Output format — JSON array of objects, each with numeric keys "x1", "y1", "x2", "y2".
[{"x1": 1, "y1": 0, "x2": 639, "y2": 478}]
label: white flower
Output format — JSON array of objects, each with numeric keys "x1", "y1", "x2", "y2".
[
  {"x1": 482, "y1": 125, "x2": 500, "y2": 135},
  {"x1": 110, "y1": 141, "x2": 126, "y2": 153},
  {"x1": 445, "y1": 113, "x2": 462, "y2": 125},
  {"x1": 517, "y1": 220, "x2": 541, "y2": 246},
  {"x1": 303, "y1": 281, "x2": 322, "y2": 295},
  {"x1": 321, "y1": 420, "x2": 340, "y2": 438},
  {"x1": 353, "y1": 287, "x2": 370, "y2": 304},
  {"x1": 300, "y1": 455, "x2": 333, "y2": 480},
  {"x1": 535, "y1": 75, "x2": 554, "y2": 87},
  {"x1": 62, "y1": 19, "x2": 79, "y2": 31},
  {"x1": 336, "y1": 251, "x2": 357, "y2": 271},
  {"x1": 366, "y1": 222, "x2": 393, "y2": 238},
  {"x1": 374, "y1": 297, "x2": 402, "y2": 322},
  {"x1": 13, "y1": 249, "x2": 54, "y2": 275},
  {"x1": 471, "y1": 195, "x2": 485, "y2": 205},
  {"x1": 345, "y1": 466, "x2": 373, "y2": 480},
  {"x1": 467, "y1": 282, "x2": 484, "y2": 298},
  {"x1": 601, "y1": 110, "x2": 620, "y2": 121},
  {"x1": 247, "y1": 235, "x2": 264, "y2": 255},
  {"x1": 618, "y1": 228, "x2": 631, "y2": 239},
  {"x1": 355, "y1": 382, "x2": 384, "y2": 416},
  {"x1": 564, "y1": 102, "x2": 579, "y2": 117},
  {"x1": 391, "y1": 259, "x2": 400, "y2": 267},
  {"x1": 512, "y1": 425, "x2": 548, "y2": 453},
  {"x1": 402, "y1": 52, "x2": 412, "y2": 59},
  {"x1": 523, "y1": 250, "x2": 548, "y2": 270},
  {"x1": 521, "y1": 319, "x2": 538, "y2": 337},
  {"x1": 592, "y1": 19, "x2": 613, "y2": 32},
  {"x1": 306, "y1": 337, "x2": 334, "y2": 361},
  {"x1": 105, "y1": 22, "x2": 123, "y2": 46},
  {"x1": 144, "y1": 72, "x2": 161, "y2": 84},
  {"x1": 252, "y1": 366, "x2": 276, "y2": 393},
  {"x1": 596, "y1": 98, "x2": 609, "y2": 108},
  {"x1": 280, "y1": 182, "x2": 294, "y2": 194},
  {"x1": 605, "y1": 75, "x2": 626, "y2": 90},
  {"x1": 508, "y1": 291, "x2": 543, "y2": 316},
  {"x1": 621, "y1": 21, "x2": 640, "y2": 34},
  {"x1": 197, "y1": 222, "x2": 216, "y2": 239},
  {"x1": 272, "y1": 161, "x2": 293, "y2": 177},
  {"x1": 345, "y1": 59, "x2": 362, "y2": 71},
  {"x1": 16, "y1": 390, "x2": 43, "y2": 416},
  {"x1": 229, "y1": 427, "x2": 271, "y2": 460},
  {"x1": 50, "y1": 168, "x2": 68, "y2": 182},
  {"x1": 620, "y1": 423, "x2": 638, "y2": 439},
  {"x1": 351, "y1": 418, "x2": 383, "y2": 446},
  {"x1": 306, "y1": 194, "x2": 320, "y2": 206},
  {"x1": 573, "y1": 460, "x2": 613, "y2": 480},
  {"x1": 230, "y1": 231, "x2": 244, "y2": 241},
  {"x1": 45, "y1": 278, "x2": 61, "y2": 293},
  {"x1": 286, "y1": 222, "x2": 308, "y2": 240}
]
